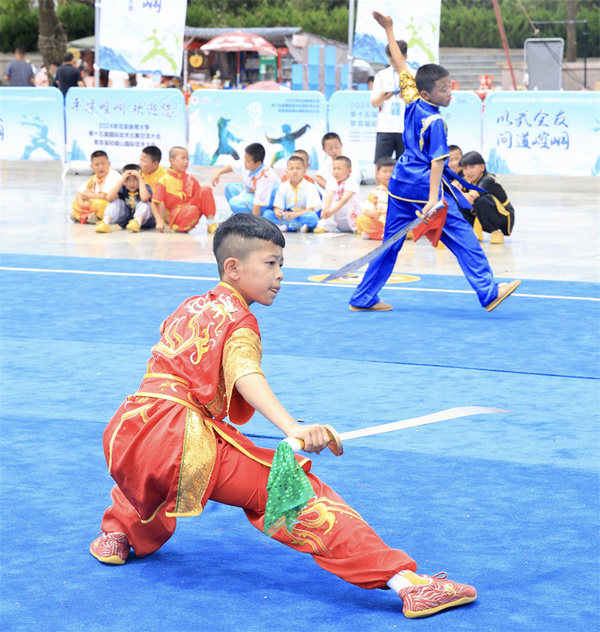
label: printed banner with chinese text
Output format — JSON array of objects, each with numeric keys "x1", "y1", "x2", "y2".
[
  {"x1": 482, "y1": 92, "x2": 600, "y2": 176},
  {"x1": 98, "y1": 0, "x2": 186, "y2": 75},
  {"x1": 64, "y1": 88, "x2": 186, "y2": 165}
]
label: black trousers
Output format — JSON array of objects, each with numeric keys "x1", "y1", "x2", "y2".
[{"x1": 374, "y1": 132, "x2": 404, "y2": 163}]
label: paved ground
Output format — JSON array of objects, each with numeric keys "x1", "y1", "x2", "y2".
[{"x1": 1, "y1": 160, "x2": 598, "y2": 282}]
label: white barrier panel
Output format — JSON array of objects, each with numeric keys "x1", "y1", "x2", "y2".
[
  {"x1": 0, "y1": 87, "x2": 64, "y2": 161},
  {"x1": 482, "y1": 91, "x2": 600, "y2": 176},
  {"x1": 188, "y1": 90, "x2": 328, "y2": 170},
  {"x1": 445, "y1": 91, "x2": 483, "y2": 154},
  {"x1": 328, "y1": 90, "x2": 377, "y2": 180},
  {"x1": 328, "y1": 90, "x2": 483, "y2": 181},
  {"x1": 65, "y1": 88, "x2": 186, "y2": 164}
]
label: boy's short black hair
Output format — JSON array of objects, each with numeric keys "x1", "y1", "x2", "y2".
[
  {"x1": 213, "y1": 214, "x2": 285, "y2": 277},
  {"x1": 245, "y1": 143, "x2": 265, "y2": 164},
  {"x1": 448, "y1": 145, "x2": 462, "y2": 154},
  {"x1": 385, "y1": 40, "x2": 407, "y2": 57},
  {"x1": 292, "y1": 149, "x2": 309, "y2": 164},
  {"x1": 64, "y1": 52, "x2": 74, "y2": 63},
  {"x1": 123, "y1": 164, "x2": 142, "y2": 173},
  {"x1": 16, "y1": 46, "x2": 27, "y2": 56},
  {"x1": 333, "y1": 155, "x2": 351, "y2": 168},
  {"x1": 415, "y1": 63, "x2": 449, "y2": 94},
  {"x1": 321, "y1": 132, "x2": 341, "y2": 146},
  {"x1": 376, "y1": 157, "x2": 396, "y2": 170},
  {"x1": 142, "y1": 145, "x2": 162, "y2": 163},
  {"x1": 459, "y1": 151, "x2": 486, "y2": 168},
  {"x1": 287, "y1": 155, "x2": 305, "y2": 166},
  {"x1": 90, "y1": 150, "x2": 108, "y2": 160}
]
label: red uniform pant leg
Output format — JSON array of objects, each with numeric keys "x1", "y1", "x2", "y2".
[
  {"x1": 101, "y1": 484, "x2": 177, "y2": 558},
  {"x1": 209, "y1": 437, "x2": 417, "y2": 589},
  {"x1": 197, "y1": 185, "x2": 216, "y2": 219},
  {"x1": 168, "y1": 203, "x2": 200, "y2": 232}
]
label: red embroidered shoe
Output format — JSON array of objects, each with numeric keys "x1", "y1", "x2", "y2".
[
  {"x1": 398, "y1": 572, "x2": 477, "y2": 618},
  {"x1": 90, "y1": 532, "x2": 130, "y2": 565}
]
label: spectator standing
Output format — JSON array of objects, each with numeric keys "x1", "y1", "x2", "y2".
[
  {"x1": 371, "y1": 40, "x2": 411, "y2": 164},
  {"x1": 3, "y1": 47, "x2": 34, "y2": 86},
  {"x1": 55, "y1": 53, "x2": 84, "y2": 96}
]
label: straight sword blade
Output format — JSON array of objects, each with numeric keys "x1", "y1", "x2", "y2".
[
  {"x1": 338, "y1": 406, "x2": 511, "y2": 442},
  {"x1": 320, "y1": 200, "x2": 445, "y2": 283}
]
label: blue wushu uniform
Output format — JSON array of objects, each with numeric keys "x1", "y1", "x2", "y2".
[{"x1": 350, "y1": 77, "x2": 500, "y2": 310}]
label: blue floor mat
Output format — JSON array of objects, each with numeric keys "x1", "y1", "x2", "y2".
[{"x1": 1, "y1": 255, "x2": 598, "y2": 632}]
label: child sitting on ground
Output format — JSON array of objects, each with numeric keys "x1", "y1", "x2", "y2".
[
  {"x1": 448, "y1": 145, "x2": 463, "y2": 177},
  {"x1": 459, "y1": 150, "x2": 515, "y2": 244},
  {"x1": 95, "y1": 164, "x2": 153, "y2": 233},
  {"x1": 152, "y1": 146, "x2": 218, "y2": 233},
  {"x1": 71, "y1": 150, "x2": 121, "y2": 224},
  {"x1": 280, "y1": 149, "x2": 316, "y2": 184},
  {"x1": 138, "y1": 145, "x2": 166, "y2": 194},
  {"x1": 356, "y1": 157, "x2": 395, "y2": 240},
  {"x1": 212, "y1": 143, "x2": 280, "y2": 217},
  {"x1": 90, "y1": 213, "x2": 477, "y2": 620},
  {"x1": 314, "y1": 132, "x2": 362, "y2": 190},
  {"x1": 264, "y1": 155, "x2": 320, "y2": 232},
  {"x1": 315, "y1": 156, "x2": 363, "y2": 233}
]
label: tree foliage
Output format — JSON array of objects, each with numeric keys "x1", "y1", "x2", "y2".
[{"x1": 1, "y1": 1, "x2": 597, "y2": 58}]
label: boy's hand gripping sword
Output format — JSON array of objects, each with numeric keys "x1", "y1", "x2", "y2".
[
  {"x1": 320, "y1": 199, "x2": 447, "y2": 283},
  {"x1": 263, "y1": 406, "x2": 510, "y2": 535},
  {"x1": 284, "y1": 406, "x2": 511, "y2": 456}
]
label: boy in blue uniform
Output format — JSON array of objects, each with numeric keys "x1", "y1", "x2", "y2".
[{"x1": 349, "y1": 12, "x2": 519, "y2": 313}]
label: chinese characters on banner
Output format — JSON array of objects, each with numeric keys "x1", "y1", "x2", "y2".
[
  {"x1": 65, "y1": 88, "x2": 186, "y2": 164},
  {"x1": 482, "y1": 92, "x2": 600, "y2": 176},
  {"x1": 352, "y1": 0, "x2": 441, "y2": 70},
  {"x1": 98, "y1": 0, "x2": 187, "y2": 75}
]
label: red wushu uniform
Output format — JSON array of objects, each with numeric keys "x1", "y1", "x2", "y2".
[
  {"x1": 99, "y1": 283, "x2": 416, "y2": 587},
  {"x1": 152, "y1": 167, "x2": 216, "y2": 232}
]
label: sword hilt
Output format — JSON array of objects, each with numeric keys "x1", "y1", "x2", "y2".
[
  {"x1": 416, "y1": 199, "x2": 445, "y2": 225},
  {"x1": 284, "y1": 424, "x2": 343, "y2": 456}
]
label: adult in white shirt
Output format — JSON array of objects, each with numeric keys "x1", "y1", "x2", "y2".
[
  {"x1": 108, "y1": 69, "x2": 130, "y2": 88},
  {"x1": 371, "y1": 40, "x2": 409, "y2": 163}
]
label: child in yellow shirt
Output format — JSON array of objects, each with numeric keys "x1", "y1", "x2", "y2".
[{"x1": 356, "y1": 157, "x2": 395, "y2": 240}]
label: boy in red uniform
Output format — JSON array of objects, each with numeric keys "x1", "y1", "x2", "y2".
[
  {"x1": 151, "y1": 146, "x2": 217, "y2": 233},
  {"x1": 90, "y1": 214, "x2": 477, "y2": 619}
]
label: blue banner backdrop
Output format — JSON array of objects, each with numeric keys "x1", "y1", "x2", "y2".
[
  {"x1": 64, "y1": 87, "x2": 186, "y2": 164},
  {"x1": 0, "y1": 87, "x2": 65, "y2": 161},
  {"x1": 188, "y1": 90, "x2": 328, "y2": 169},
  {"x1": 482, "y1": 91, "x2": 600, "y2": 176}
]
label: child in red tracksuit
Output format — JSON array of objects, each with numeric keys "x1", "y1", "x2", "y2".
[{"x1": 151, "y1": 146, "x2": 217, "y2": 233}]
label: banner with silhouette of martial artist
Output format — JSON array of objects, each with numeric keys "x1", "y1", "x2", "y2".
[{"x1": 98, "y1": 0, "x2": 186, "y2": 76}]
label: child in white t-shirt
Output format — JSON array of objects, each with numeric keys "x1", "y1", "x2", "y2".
[
  {"x1": 315, "y1": 156, "x2": 363, "y2": 233},
  {"x1": 314, "y1": 133, "x2": 362, "y2": 191},
  {"x1": 212, "y1": 143, "x2": 280, "y2": 216}
]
